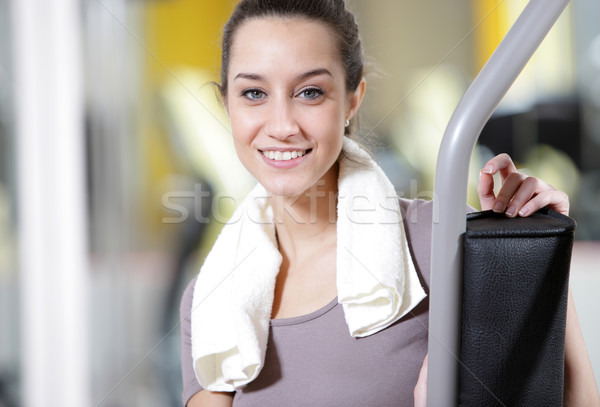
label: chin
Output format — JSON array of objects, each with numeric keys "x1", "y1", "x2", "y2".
[
  {"x1": 262, "y1": 182, "x2": 305, "y2": 198},
  {"x1": 258, "y1": 177, "x2": 313, "y2": 199}
]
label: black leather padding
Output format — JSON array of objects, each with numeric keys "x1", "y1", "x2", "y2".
[{"x1": 458, "y1": 208, "x2": 576, "y2": 407}]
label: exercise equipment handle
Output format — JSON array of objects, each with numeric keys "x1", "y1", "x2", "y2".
[{"x1": 427, "y1": 0, "x2": 570, "y2": 405}]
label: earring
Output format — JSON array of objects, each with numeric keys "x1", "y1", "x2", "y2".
[{"x1": 345, "y1": 119, "x2": 350, "y2": 127}]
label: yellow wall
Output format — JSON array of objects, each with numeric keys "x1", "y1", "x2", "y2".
[
  {"x1": 145, "y1": 0, "x2": 237, "y2": 83},
  {"x1": 472, "y1": 0, "x2": 511, "y2": 72},
  {"x1": 140, "y1": 0, "x2": 237, "y2": 245}
]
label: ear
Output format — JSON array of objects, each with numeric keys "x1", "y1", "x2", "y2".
[{"x1": 346, "y1": 78, "x2": 366, "y2": 122}]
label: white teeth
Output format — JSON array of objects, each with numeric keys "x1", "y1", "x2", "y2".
[{"x1": 263, "y1": 150, "x2": 307, "y2": 161}]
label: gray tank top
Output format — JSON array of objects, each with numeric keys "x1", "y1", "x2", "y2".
[{"x1": 180, "y1": 199, "x2": 434, "y2": 406}]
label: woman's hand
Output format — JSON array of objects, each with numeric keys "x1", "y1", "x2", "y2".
[{"x1": 477, "y1": 153, "x2": 569, "y2": 217}]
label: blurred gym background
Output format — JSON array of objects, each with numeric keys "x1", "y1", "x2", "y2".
[{"x1": 0, "y1": 0, "x2": 598, "y2": 406}]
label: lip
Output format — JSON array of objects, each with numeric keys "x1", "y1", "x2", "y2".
[
  {"x1": 259, "y1": 148, "x2": 312, "y2": 169},
  {"x1": 258, "y1": 147, "x2": 311, "y2": 152}
]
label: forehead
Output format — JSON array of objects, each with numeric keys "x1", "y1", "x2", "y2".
[{"x1": 228, "y1": 17, "x2": 343, "y2": 80}]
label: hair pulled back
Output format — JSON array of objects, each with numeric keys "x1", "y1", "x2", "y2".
[{"x1": 220, "y1": 0, "x2": 364, "y2": 100}]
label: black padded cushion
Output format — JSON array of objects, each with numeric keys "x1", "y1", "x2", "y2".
[{"x1": 459, "y1": 208, "x2": 576, "y2": 406}]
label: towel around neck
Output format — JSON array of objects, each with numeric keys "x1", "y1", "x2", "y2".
[{"x1": 191, "y1": 137, "x2": 427, "y2": 391}]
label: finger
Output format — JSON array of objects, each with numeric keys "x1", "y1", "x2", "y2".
[
  {"x1": 493, "y1": 172, "x2": 528, "y2": 214},
  {"x1": 481, "y1": 153, "x2": 518, "y2": 182},
  {"x1": 517, "y1": 189, "x2": 570, "y2": 217},
  {"x1": 479, "y1": 153, "x2": 519, "y2": 211},
  {"x1": 477, "y1": 171, "x2": 496, "y2": 211},
  {"x1": 503, "y1": 176, "x2": 547, "y2": 217}
]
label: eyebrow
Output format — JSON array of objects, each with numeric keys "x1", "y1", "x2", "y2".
[
  {"x1": 234, "y1": 72, "x2": 264, "y2": 81},
  {"x1": 233, "y1": 68, "x2": 333, "y2": 82},
  {"x1": 297, "y1": 68, "x2": 333, "y2": 81}
]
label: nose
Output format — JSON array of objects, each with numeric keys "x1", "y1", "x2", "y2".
[{"x1": 265, "y1": 98, "x2": 299, "y2": 140}]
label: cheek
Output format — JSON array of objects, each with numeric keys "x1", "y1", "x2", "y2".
[
  {"x1": 229, "y1": 109, "x2": 260, "y2": 145},
  {"x1": 299, "y1": 104, "x2": 345, "y2": 142},
  {"x1": 232, "y1": 140, "x2": 253, "y2": 171},
  {"x1": 229, "y1": 112, "x2": 269, "y2": 182}
]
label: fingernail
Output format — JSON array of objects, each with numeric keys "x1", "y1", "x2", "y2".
[
  {"x1": 506, "y1": 206, "x2": 516, "y2": 217},
  {"x1": 493, "y1": 202, "x2": 504, "y2": 213},
  {"x1": 482, "y1": 165, "x2": 494, "y2": 174},
  {"x1": 518, "y1": 207, "x2": 529, "y2": 216}
]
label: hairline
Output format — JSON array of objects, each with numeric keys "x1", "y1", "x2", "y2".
[{"x1": 224, "y1": 15, "x2": 355, "y2": 93}]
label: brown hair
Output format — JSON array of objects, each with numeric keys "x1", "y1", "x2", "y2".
[{"x1": 219, "y1": 0, "x2": 364, "y2": 135}]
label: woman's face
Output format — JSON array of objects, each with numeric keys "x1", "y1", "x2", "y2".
[{"x1": 225, "y1": 17, "x2": 364, "y2": 197}]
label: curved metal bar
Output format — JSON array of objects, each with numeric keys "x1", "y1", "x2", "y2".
[{"x1": 427, "y1": 0, "x2": 570, "y2": 405}]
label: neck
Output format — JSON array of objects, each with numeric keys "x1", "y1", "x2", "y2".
[{"x1": 271, "y1": 163, "x2": 339, "y2": 261}]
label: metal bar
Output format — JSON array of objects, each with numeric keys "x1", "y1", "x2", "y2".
[
  {"x1": 12, "y1": 0, "x2": 91, "y2": 405},
  {"x1": 426, "y1": 0, "x2": 570, "y2": 405}
]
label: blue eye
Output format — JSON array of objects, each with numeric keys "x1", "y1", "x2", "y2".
[
  {"x1": 242, "y1": 89, "x2": 265, "y2": 100},
  {"x1": 299, "y1": 88, "x2": 323, "y2": 99}
]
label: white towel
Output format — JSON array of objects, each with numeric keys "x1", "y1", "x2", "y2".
[
  {"x1": 191, "y1": 137, "x2": 427, "y2": 391},
  {"x1": 336, "y1": 138, "x2": 426, "y2": 337}
]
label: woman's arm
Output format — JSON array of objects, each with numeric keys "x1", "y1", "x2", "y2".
[
  {"x1": 414, "y1": 153, "x2": 600, "y2": 406},
  {"x1": 414, "y1": 293, "x2": 600, "y2": 407},
  {"x1": 187, "y1": 390, "x2": 234, "y2": 407},
  {"x1": 564, "y1": 288, "x2": 600, "y2": 406},
  {"x1": 479, "y1": 153, "x2": 599, "y2": 406},
  {"x1": 180, "y1": 278, "x2": 235, "y2": 407}
]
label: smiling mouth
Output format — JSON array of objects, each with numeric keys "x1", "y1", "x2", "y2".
[{"x1": 261, "y1": 149, "x2": 312, "y2": 161}]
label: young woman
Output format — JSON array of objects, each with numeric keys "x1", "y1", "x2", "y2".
[{"x1": 180, "y1": 1, "x2": 599, "y2": 406}]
